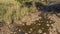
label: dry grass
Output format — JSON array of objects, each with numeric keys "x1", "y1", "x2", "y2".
[{"x1": 0, "y1": 0, "x2": 30, "y2": 24}]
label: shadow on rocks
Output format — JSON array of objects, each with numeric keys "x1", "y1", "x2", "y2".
[{"x1": 35, "y1": 2, "x2": 60, "y2": 13}]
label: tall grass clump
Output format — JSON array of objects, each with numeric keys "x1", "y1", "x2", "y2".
[
  {"x1": 0, "y1": 0, "x2": 29, "y2": 24},
  {"x1": 0, "y1": 0, "x2": 48, "y2": 24}
]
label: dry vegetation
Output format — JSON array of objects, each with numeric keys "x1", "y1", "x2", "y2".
[
  {"x1": 0, "y1": 0, "x2": 47, "y2": 25},
  {"x1": 0, "y1": 0, "x2": 60, "y2": 34}
]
